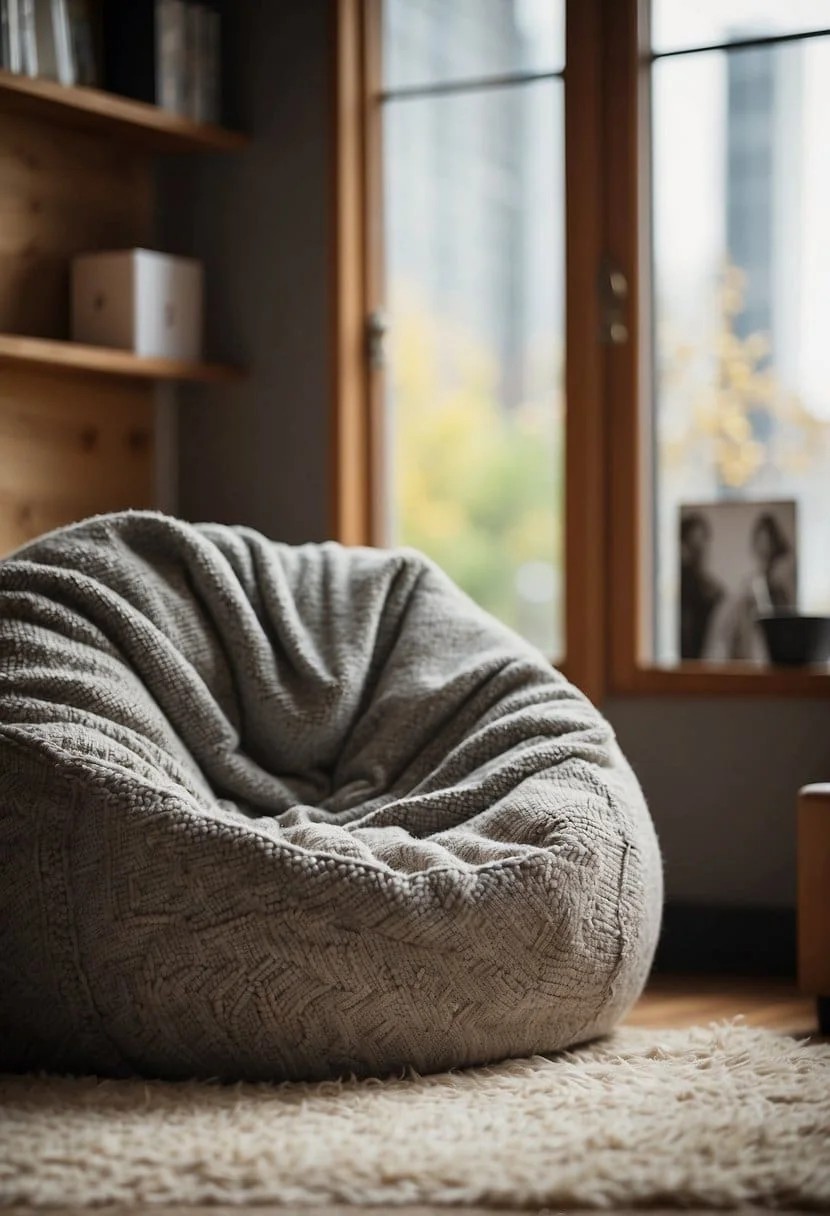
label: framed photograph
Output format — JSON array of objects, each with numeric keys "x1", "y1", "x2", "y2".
[{"x1": 679, "y1": 500, "x2": 798, "y2": 662}]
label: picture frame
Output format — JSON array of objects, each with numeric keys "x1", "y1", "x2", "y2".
[{"x1": 679, "y1": 499, "x2": 798, "y2": 662}]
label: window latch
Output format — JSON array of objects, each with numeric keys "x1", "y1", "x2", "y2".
[
  {"x1": 366, "y1": 310, "x2": 388, "y2": 369},
  {"x1": 599, "y1": 257, "x2": 629, "y2": 345}
]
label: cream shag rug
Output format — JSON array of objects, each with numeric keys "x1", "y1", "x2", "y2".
[{"x1": 1, "y1": 1023, "x2": 828, "y2": 1210}]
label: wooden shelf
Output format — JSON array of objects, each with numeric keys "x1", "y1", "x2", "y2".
[
  {"x1": 0, "y1": 69, "x2": 248, "y2": 153},
  {"x1": 610, "y1": 659, "x2": 830, "y2": 699},
  {"x1": 0, "y1": 334, "x2": 243, "y2": 384}
]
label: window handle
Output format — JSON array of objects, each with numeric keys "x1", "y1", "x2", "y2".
[
  {"x1": 366, "y1": 310, "x2": 388, "y2": 369},
  {"x1": 599, "y1": 257, "x2": 629, "y2": 345}
]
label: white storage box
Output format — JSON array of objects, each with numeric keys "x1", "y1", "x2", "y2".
[{"x1": 71, "y1": 249, "x2": 204, "y2": 362}]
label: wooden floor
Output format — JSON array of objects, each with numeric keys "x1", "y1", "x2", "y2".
[{"x1": 625, "y1": 972, "x2": 817, "y2": 1035}]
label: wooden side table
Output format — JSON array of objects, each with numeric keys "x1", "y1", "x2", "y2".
[{"x1": 798, "y1": 784, "x2": 830, "y2": 1034}]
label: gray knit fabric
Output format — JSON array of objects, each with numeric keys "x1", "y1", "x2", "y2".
[{"x1": 0, "y1": 511, "x2": 662, "y2": 1082}]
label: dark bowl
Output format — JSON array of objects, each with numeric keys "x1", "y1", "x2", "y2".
[{"x1": 757, "y1": 613, "x2": 830, "y2": 667}]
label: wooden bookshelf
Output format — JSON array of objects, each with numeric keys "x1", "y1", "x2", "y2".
[
  {"x1": 0, "y1": 333, "x2": 243, "y2": 384},
  {"x1": 0, "y1": 68, "x2": 248, "y2": 152},
  {"x1": 0, "y1": 51, "x2": 247, "y2": 552}
]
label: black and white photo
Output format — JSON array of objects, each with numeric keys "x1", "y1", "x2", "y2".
[{"x1": 679, "y1": 499, "x2": 797, "y2": 661}]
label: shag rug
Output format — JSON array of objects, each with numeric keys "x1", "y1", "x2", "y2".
[{"x1": 1, "y1": 1023, "x2": 828, "y2": 1210}]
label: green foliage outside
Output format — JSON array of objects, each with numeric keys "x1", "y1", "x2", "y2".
[{"x1": 388, "y1": 303, "x2": 563, "y2": 654}]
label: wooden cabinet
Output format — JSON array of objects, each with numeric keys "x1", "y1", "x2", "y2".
[{"x1": 798, "y1": 783, "x2": 830, "y2": 1034}]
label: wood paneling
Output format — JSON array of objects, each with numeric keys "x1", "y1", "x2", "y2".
[
  {"x1": 0, "y1": 112, "x2": 151, "y2": 337},
  {"x1": 0, "y1": 366, "x2": 153, "y2": 552},
  {"x1": 0, "y1": 110, "x2": 154, "y2": 552}
]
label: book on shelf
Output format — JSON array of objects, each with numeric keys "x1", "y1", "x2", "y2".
[
  {"x1": 1, "y1": 0, "x2": 22, "y2": 73},
  {"x1": 1, "y1": 0, "x2": 222, "y2": 122},
  {"x1": 32, "y1": 0, "x2": 74, "y2": 84},
  {"x1": 202, "y1": 4, "x2": 219, "y2": 124},
  {"x1": 184, "y1": 1, "x2": 220, "y2": 124},
  {"x1": 157, "y1": 0, "x2": 187, "y2": 112},
  {"x1": 184, "y1": 1, "x2": 203, "y2": 121},
  {"x1": 103, "y1": 0, "x2": 221, "y2": 123},
  {"x1": 1, "y1": 0, "x2": 96, "y2": 85},
  {"x1": 51, "y1": 0, "x2": 74, "y2": 84},
  {"x1": 66, "y1": 0, "x2": 99, "y2": 86},
  {"x1": 18, "y1": 0, "x2": 37, "y2": 75}
]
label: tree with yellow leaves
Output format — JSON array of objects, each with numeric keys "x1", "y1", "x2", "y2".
[{"x1": 661, "y1": 263, "x2": 826, "y2": 489}]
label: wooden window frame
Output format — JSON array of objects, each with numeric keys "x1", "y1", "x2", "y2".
[
  {"x1": 332, "y1": 0, "x2": 830, "y2": 702},
  {"x1": 331, "y1": 0, "x2": 365, "y2": 547},
  {"x1": 603, "y1": 0, "x2": 830, "y2": 699},
  {"x1": 562, "y1": 0, "x2": 607, "y2": 703}
]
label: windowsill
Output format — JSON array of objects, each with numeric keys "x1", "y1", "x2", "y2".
[{"x1": 610, "y1": 660, "x2": 830, "y2": 698}]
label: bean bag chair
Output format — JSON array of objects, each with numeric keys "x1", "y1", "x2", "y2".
[{"x1": 0, "y1": 512, "x2": 662, "y2": 1081}]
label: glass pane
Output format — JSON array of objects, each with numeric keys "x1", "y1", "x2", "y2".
[
  {"x1": 383, "y1": 80, "x2": 564, "y2": 657},
  {"x1": 653, "y1": 0, "x2": 830, "y2": 54},
  {"x1": 652, "y1": 39, "x2": 830, "y2": 663},
  {"x1": 383, "y1": 0, "x2": 564, "y2": 90}
]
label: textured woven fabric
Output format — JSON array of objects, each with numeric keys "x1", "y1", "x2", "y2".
[{"x1": 0, "y1": 511, "x2": 662, "y2": 1082}]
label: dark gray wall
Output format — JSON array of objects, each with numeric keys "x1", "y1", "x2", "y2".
[
  {"x1": 158, "y1": 0, "x2": 333, "y2": 544},
  {"x1": 157, "y1": 0, "x2": 830, "y2": 910},
  {"x1": 607, "y1": 698, "x2": 829, "y2": 909}
]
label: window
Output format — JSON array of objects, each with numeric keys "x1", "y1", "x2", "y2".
[
  {"x1": 379, "y1": 0, "x2": 566, "y2": 658},
  {"x1": 334, "y1": 0, "x2": 830, "y2": 698},
  {"x1": 649, "y1": 2, "x2": 830, "y2": 667}
]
